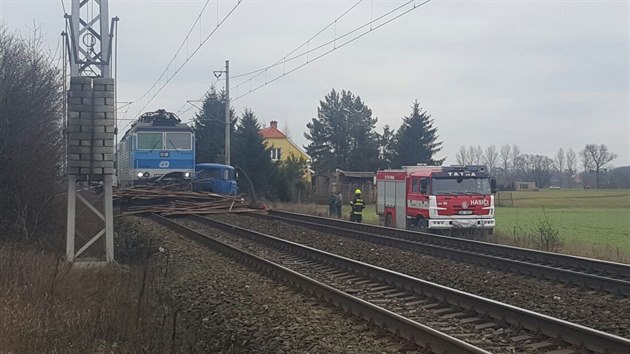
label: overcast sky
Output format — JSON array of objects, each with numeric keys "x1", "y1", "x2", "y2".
[{"x1": 1, "y1": 0, "x2": 628, "y2": 167}]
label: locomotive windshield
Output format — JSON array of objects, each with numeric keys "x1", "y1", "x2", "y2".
[
  {"x1": 137, "y1": 132, "x2": 163, "y2": 150},
  {"x1": 432, "y1": 177, "x2": 491, "y2": 195},
  {"x1": 165, "y1": 132, "x2": 192, "y2": 150}
]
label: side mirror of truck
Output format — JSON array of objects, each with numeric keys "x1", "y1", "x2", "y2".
[
  {"x1": 490, "y1": 178, "x2": 497, "y2": 193},
  {"x1": 420, "y1": 178, "x2": 428, "y2": 193}
]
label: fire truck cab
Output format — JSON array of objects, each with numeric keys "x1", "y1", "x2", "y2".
[{"x1": 376, "y1": 165, "x2": 496, "y2": 234}]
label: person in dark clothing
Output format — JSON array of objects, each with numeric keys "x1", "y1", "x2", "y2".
[
  {"x1": 328, "y1": 193, "x2": 336, "y2": 217},
  {"x1": 335, "y1": 192, "x2": 343, "y2": 219},
  {"x1": 349, "y1": 189, "x2": 365, "y2": 223}
]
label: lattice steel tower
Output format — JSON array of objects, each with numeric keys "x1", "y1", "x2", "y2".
[{"x1": 63, "y1": 0, "x2": 118, "y2": 263}]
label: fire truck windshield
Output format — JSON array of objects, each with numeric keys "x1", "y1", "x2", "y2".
[{"x1": 432, "y1": 177, "x2": 491, "y2": 195}]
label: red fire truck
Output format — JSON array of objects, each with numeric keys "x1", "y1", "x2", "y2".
[{"x1": 376, "y1": 165, "x2": 496, "y2": 234}]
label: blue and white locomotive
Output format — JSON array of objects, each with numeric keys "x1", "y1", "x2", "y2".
[{"x1": 117, "y1": 109, "x2": 195, "y2": 187}]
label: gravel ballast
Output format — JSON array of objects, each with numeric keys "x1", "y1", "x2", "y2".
[
  {"x1": 207, "y1": 214, "x2": 630, "y2": 339},
  {"x1": 120, "y1": 217, "x2": 426, "y2": 353}
]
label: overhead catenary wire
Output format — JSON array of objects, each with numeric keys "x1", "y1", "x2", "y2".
[
  {"x1": 231, "y1": 0, "x2": 409, "y2": 88},
  {"x1": 176, "y1": 67, "x2": 224, "y2": 120},
  {"x1": 116, "y1": 0, "x2": 242, "y2": 135},
  {"x1": 132, "y1": 0, "x2": 243, "y2": 120},
  {"x1": 230, "y1": 0, "x2": 365, "y2": 81},
  {"x1": 232, "y1": 0, "x2": 432, "y2": 101},
  {"x1": 177, "y1": 0, "x2": 365, "y2": 124},
  {"x1": 128, "y1": 0, "x2": 212, "y2": 106}
]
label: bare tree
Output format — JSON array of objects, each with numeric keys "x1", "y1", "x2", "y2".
[
  {"x1": 566, "y1": 148, "x2": 577, "y2": 187},
  {"x1": 580, "y1": 148, "x2": 593, "y2": 188},
  {"x1": 554, "y1": 148, "x2": 565, "y2": 172},
  {"x1": 519, "y1": 154, "x2": 555, "y2": 188},
  {"x1": 499, "y1": 144, "x2": 511, "y2": 187},
  {"x1": 511, "y1": 144, "x2": 522, "y2": 177},
  {"x1": 467, "y1": 145, "x2": 483, "y2": 165},
  {"x1": 554, "y1": 148, "x2": 565, "y2": 186},
  {"x1": 582, "y1": 144, "x2": 617, "y2": 188},
  {"x1": 0, "y1": 27, "x2": 64, "y2": 240},
  {"x1": 500, "y1": 145, "x2": 511, "y2": 171},
  {"x1": 484, "y1": 145, "x2": 498, "y2": 175},
  {"x1": 456, "y1": 146, "x2": 469, "y2": 165}
]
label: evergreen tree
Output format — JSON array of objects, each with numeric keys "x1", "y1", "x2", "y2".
[
  {"x1": 232, "y1": 109, "x2": 275, "y2": 195},
  {"x1": 305, "y1": 89, "x2": 381, "y2": 175},
  {"x1": 346, "y1": 94, "x2": 381, "y2": 171},
  {"x1": 379, "y1": 125, "x2": 396, "y2": 168},
  {"x1": 391, "y1": 100, "x2": 444, "y2": 168},
  {"x1": 192, "y1": 86, "x2": 235, "y2": 163},
  {"x1": 272, "y1": 154, "x2": 309, "y2": 202}
]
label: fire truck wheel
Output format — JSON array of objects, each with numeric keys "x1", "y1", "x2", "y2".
[
  {"x1": 414, "y1": 216, "x2": 426, "y2": 229},
  {"x1": 385, "y1": 214, "x2": 393, "y2": 227}
]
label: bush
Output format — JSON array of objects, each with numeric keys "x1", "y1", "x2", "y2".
[
  {"x1": 0, "y1": 27, "x2": 64, "y2": 241},
  {"x1": 529, "y1": 212, "x2": 563, "y2": 252}
]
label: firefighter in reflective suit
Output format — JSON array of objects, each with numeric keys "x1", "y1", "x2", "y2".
[{"x1": 349, "y1": 189, "x2": 366, "y2": 223}]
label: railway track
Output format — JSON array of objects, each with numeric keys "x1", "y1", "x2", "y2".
[
  {"x1": 261, "y1": 210, "x2": 630, "y2": 296},
  {"x1": 149, "y1": 213, "x2": 630, "y2": 354}
]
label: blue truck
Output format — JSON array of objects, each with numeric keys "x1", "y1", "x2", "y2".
[{"x1": 193, "y1": 163, "x2": 238, "y2": 196}]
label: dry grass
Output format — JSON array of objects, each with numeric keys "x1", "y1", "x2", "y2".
[
  {"x1": 0, "y1": 241, "x2": 178, "y2": 353},
  {"x1": 271, "y1": 202, "x2": 330, "y2": 217},
  {"x1": 492, "y1": 231, "x2": 628, "y2": 263}
]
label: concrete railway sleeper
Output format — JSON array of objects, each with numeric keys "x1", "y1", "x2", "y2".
[
  {"x1": 263, "y1": 210, "x2": 630, "y2": 296},
  {"x1": 150, "y1": 213, "x2": 630, "y2": 354}
]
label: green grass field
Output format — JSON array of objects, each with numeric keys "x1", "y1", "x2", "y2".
[
  {"x1": 496, "y1": 207, "x2": 630, "y2": 250},
  {"x1": 496, "y1": 189, "x2": 630, "y2": 208},
  {"x1": 494, "y1": 189, "x2": 630, "y2": 260}
]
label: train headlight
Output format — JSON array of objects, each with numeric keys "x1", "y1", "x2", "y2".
[
  {"x1": 143, "y1": 172, "x2": 150, "y2": 178},
  {"x1": 184, "y1": 172, "x2": 191, "y2": 178},
  {"x1": 137, "y1": 172, "x2": 143, "y2": 178}
]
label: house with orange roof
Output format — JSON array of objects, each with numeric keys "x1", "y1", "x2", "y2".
[{"x1": 260, "y1": 121, "x2": 312, "y2": 182}]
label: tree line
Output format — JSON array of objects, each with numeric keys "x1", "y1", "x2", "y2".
[
  {"x1": 305, "y1": 89, "x2": 443, "y2": 174},
  {"x1": 455, "y1": 144, "x2": 621, "y2": 189},
  {"x1": 194, "y1": 85, "x2": 623, "y2": 195},
  {"x1": 192, "y1": 88, "x2": 445, "y2": 201}
]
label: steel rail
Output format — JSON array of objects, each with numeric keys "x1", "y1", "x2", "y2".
[
  {"x1": 148, "y1": 213, "x2": 489, "y2": 354},
  {"x1": 185, "y1": 214, "x2": 630, "y2": 354},
  {"x1": 264, "y1": 210, "x2": 630, "y2": 295}
]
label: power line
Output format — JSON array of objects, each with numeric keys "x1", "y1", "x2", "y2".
[
  {"x1": 176, "y1": 0, "x2": 365, "y2": 125},
  {"x1": 230, "y1": 0, "x2": 365, "y2": 81},
  {"x1": 232, "y1": 0, "x2": 432, "y2": 101},
  {"x1": 129, "y1": 0, "x2": 212, "y2": 106},
  {"x1": 119, "y1": 65, "x2": 222, "y2": 134},
  {"x1": 132, "y1": 0, "x2": 243, "y2": 119},
  {"x1": 176, "y1": 64, "x2": 224, "y2": 121}
]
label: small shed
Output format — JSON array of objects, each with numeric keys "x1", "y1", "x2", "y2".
[
  {"x1": 514, "y1": 181, "x2": 537, "y2": 191},
  {"x1": 332, "y1": 169, "x2": 375, "y2": 203}
]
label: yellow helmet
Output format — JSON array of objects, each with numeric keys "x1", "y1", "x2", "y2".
[{"x1": 354, "y1": 189, "x2": 362, "y2": 195}]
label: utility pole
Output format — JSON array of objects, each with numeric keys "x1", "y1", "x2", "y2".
[
  {"x1": 224, "y1": 60, "x2": 230, "y2": 165},
  {"x1": 214, "y1": 60, "x2": 231, "y2": 165}
]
